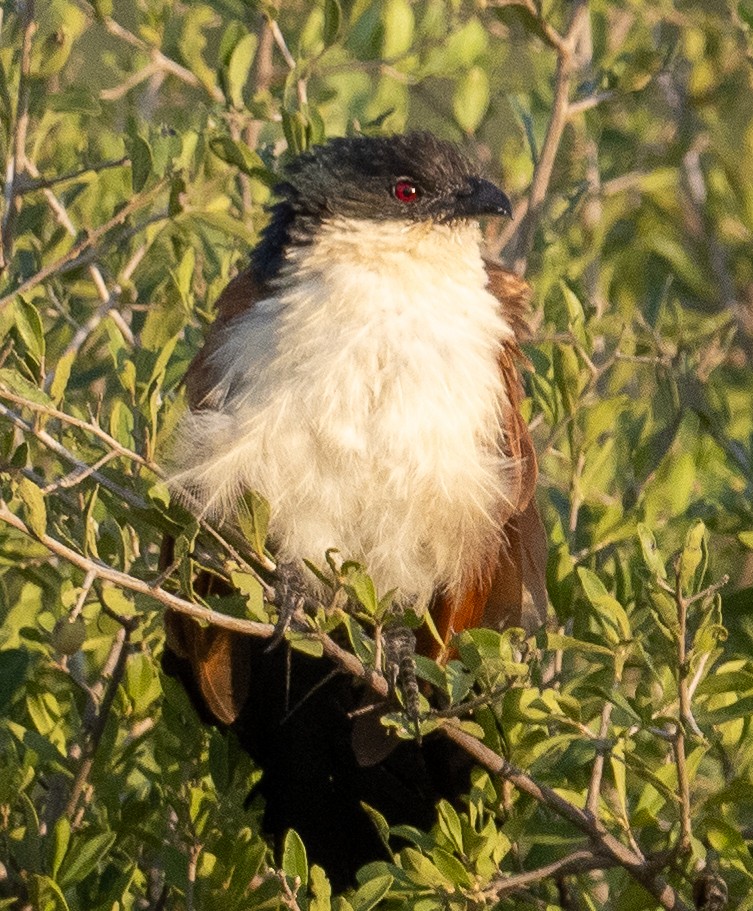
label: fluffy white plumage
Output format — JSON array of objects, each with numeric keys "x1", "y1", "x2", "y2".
[{"x1": 170, "y1": 217, "x2": 517, "y2": 610}]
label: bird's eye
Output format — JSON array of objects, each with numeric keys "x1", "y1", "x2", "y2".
[{"x1": 393, "y1": 179, "x2": 419, "y2": 203}]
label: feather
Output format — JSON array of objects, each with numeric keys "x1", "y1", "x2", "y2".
[{"x1": 420, "y1": 264, "x2": 547, "y2": 659}]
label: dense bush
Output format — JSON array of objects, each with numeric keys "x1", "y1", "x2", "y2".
[{"x1": 1, "y1": 1, "x2": 752, "y2": 908}]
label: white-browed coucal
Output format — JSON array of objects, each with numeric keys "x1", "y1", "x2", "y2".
[{"x1": 164, "y1": 132, "x2": 547, "y2": 888}]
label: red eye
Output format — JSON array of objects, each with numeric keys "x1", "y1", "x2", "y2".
[{"x1": 394, "y1": 179, "x2": 418, "y2": 203}]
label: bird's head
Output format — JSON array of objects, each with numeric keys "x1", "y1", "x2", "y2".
[
  {"x1": 253, "y1": 132, "x2": 512, "y2": 281},
  {"x1": 279, "y1": 131, "x2": 512, "y2": 223}
]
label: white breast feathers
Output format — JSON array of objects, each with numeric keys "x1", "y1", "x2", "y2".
[{"x1": 170, "y1": 217, "x2": 519, "y2": 611}]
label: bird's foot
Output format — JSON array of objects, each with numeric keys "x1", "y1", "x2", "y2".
[
  {"x1": 267, "y1": 561, "x2": 318, "y2": 651},
  {"x1": 383, "y1": 624, "x2": 422, "y2": 741}
]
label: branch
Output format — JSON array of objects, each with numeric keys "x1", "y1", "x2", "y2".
[
  {"x1": 0, "y1": 0, "x2": 35, "y2": 272},
  {"x1": 672, "y1": 563, "x2": 693, "y2": 855},
  {"x1": 15, "y1": 158, "x2": 128, "y2": 194},
  {"x1": 503, "y1": 0, "x2": 591, "y2": 274},
  {"x1": 585, "y1": 699, "x2": 614, "y2": 818},
  {"x1": 0, "y1": 394, "x2": 275, "y2": 589},
  {"x1": 268, "y1": 18, "x2": 308, "y2": 107},
  {"x1": 0, "y1": 501, "x2": 273, "y2": 639},
  {"x1": 100, "y1": 15, "x2": 224, "y2": 104},
  {"x1": 64, "y1": 620, "x2": 133, "y2": 822},
  {"x1": 481, "y1": 848, "x2": 618, "y2": 898},
  {"x1": 0, "y1": 389, "x2": 157, "y2": 472}
]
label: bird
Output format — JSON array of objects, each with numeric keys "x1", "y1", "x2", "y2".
[{"x1": 163, "y1": 131, "x2": 548, "y2": 889}]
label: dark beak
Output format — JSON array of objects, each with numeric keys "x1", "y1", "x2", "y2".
[{"x1": 453, "y1": 177, "x2": 512, "y2": 218}]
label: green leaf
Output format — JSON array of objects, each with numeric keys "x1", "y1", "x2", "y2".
[
  {"x1": 578, "y1": 567, "x2": 632, "y2": 644},
  {"x1": 637, "y1": 524, "x2": 668, "y2": 580},
  {"x1": 226, "y1": 33, "x2": 257, "y2": 108},
  {"x1": 282, "y1": 109, "x2": 310, "y2": 155},
  {"x1": 342, "y1": 563, "x2": 378, "y2": 615},
  {"x1": 209, "y1": 136, "x2": 270, "y2": 180},
  {"x1": 309, "y1": 865, "x2": 332, "y2": 911},
  {"x1": 236, "y1": 490, "x2": 270, "y2": 558},
  {"x1": 29, "y1": 874, "x2": 70, "y2": 911},
  {"x1": 49, "y1": 349, "x2": 75, "y2": 405},
  {"x1": 323, "y1": 0, "x2": 342, "y2": 45},
  {"x1": 678, "y1": 519, "x2": 707, "y2": 595},
  {"x1": 0, "y1": 649, "x2": 30, "y2": 712},
  {"x1": 282, "y1": 829, "x2": 308, "y2": 885},
  {"x1": 545, "y1": 632, "x2": 615, "y2": 657},
  {"x1": 351, "y1": 873, "x2": 393, "y2": 911},
  {"x1": 14, "y1": 298, "x2": 45, "y2": 366},
  {"x1": 436, "y1": 800, "x2": 463, "y2": 853},
  {"x1": 17, "y1": 477, "x2": 47, "y2": 538},
  {"x1": 49, "y1": 817, "x2": 71, "y2": 881},
  {"x1": 0, "y1": 367, "x2": 51, "y2": 404},
  {"x1": 381, "y1": 0, "x2": 414, "y2": 58},
  {"x1": 57, "y1": 831, "x2": 116, "y2": 889},
  {"x1": 699, "y1": 694, "x2": 753, "y2": 727},
  {"x1": 453, "y1": 66, "x2": 489, "y2": 134},
  {"x1": 127, "y1": 134, "x2": 153, "y2": 193}
]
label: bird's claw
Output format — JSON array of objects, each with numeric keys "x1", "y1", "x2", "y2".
[
  {"x1": 267, "y1": 561, "x2": 314, "y2": 652},
  {"x1": 383, "y1": 624, "x2": 422, "y2": 741}
]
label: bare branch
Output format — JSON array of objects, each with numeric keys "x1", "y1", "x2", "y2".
[
  {"x1": 268, "y1": 18, "x2": 308, "y2": 108},
  {"x1": 100, "y1": 15, "x2": 224, "y2": 104},
  {"x1": 586, "y1": 700, "x2": 614, "y2": 818},
  {"x1": 100, "y1": 60, "x2": 162, "y2": 101},
  {"x1": 482, "y1": 848, "x2": 617, "y2": 898},
  {"x1": 567, "y1": 90, "x2": 616, "y2": 118},
  {"x1": 0, "y1": 501, "x2": 273, "y2": 639}
]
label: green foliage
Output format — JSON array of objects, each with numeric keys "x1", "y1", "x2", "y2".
[{"x1": 1, "y1": 1, "x2": 753, "y2": 909}]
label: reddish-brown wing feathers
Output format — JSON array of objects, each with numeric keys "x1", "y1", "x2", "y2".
[
  {"x1": 423, "y1": 264, "x2": 547, "y2": 660},
  {"x1": 166, "y1": 271, "x2": 262, "y2": 723},
  {"x1": 184, "y1": 267, "x2": 263, "y2": 410}
]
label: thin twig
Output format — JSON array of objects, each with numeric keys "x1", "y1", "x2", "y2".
[
  {"x1": 64, "y1": 623, "x2": 132, "y2": 822},
  {"x1": 15, "y1": 158, "x2": 128, "y2": 193},
  {"x1": 100, "y1": 15, "x2": 224, "y2": 103},
  {"x1": 504, "y1": 0, "x2": 590, "y2": 274},
  {"x1": 1, "y1": 0, "x2": 35, "y2": 271},
  {"x1": 586, "y1": 700, "x2": 614, "y2": 818},
  {"x1": 268, "y1": 18, "x2": 308, "y2": 108},
  {"x1": 0, "y1": 389, "x2": 158, "y2": 471},
  {"x1": 0, "y1": 502, "x2": 273, "y2": 638},
  {"x1": 481, "y1": 848, "x2": 617, "y2": 898},
  {"x1": 0, "y1": 394, "x2": 274, "y2": 589},
  {"x1": 0, "y1": 178, "x2": 168, "y2": 313}
]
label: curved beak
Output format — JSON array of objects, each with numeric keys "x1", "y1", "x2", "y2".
[{"x1": 453, "y1": 177, "x2": 513, "y2": 219}]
